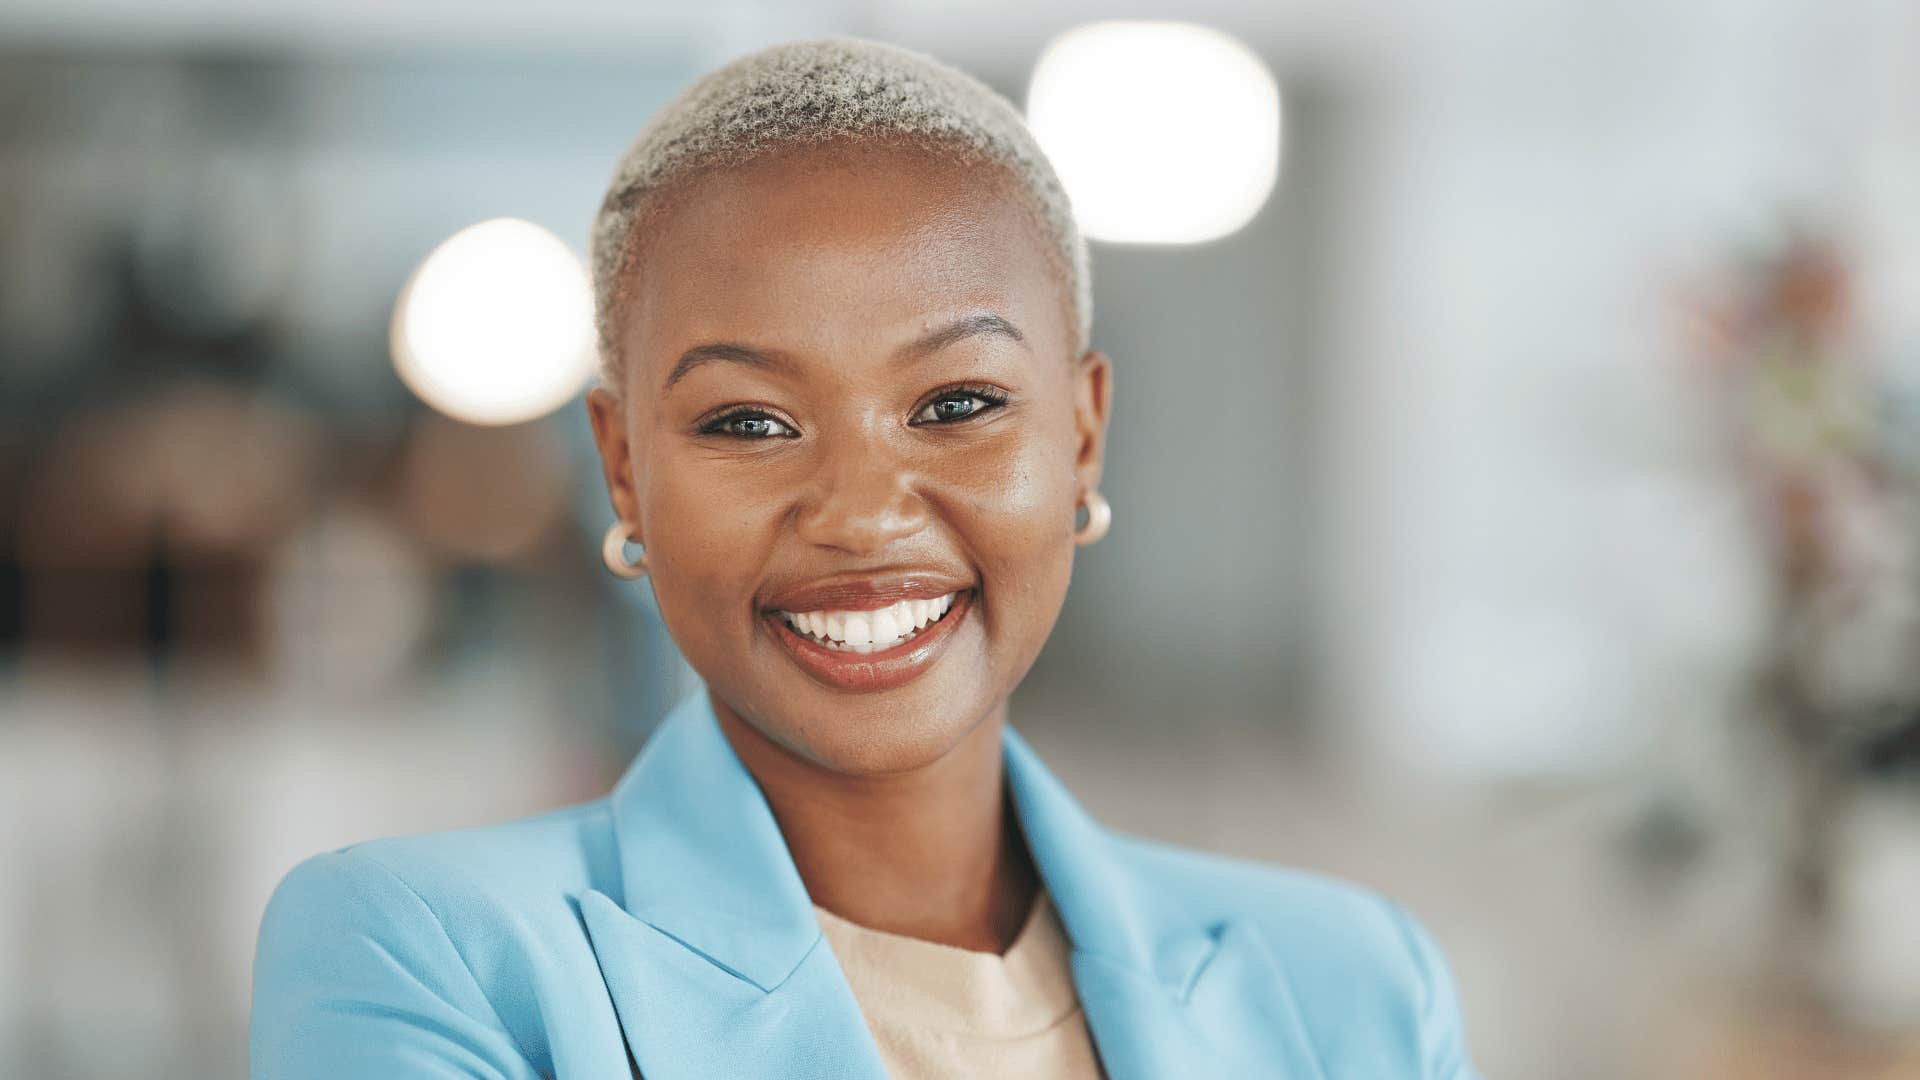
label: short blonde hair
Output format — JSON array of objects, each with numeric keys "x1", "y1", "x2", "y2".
[{"x1": 589, "y1": 36, "x2": 1091, "y2": 384}]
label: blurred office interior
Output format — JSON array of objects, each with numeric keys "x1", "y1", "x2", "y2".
[{"x1": 4, "y1": 1, "x2": 1920, "y2": 1076}]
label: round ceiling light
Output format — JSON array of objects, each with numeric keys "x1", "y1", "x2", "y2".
[
  {"x1": 1027, "y1": 21, "x2": 1283, "y2": 245},
  {"x1": 391, "y1": 217, "x2": 597, "y2": 426}
]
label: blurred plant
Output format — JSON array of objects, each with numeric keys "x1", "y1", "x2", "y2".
[{"x1": 1687, "y1": 223, "x2": 1920, "y2": 1015}]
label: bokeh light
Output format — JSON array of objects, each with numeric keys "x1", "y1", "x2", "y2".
[
  {"x1": 390, "y1": 217, "x2": 596, "y2": 425},
  {"x1": 1026, "y1": 21, "x2": 1282, "y2": 245}
]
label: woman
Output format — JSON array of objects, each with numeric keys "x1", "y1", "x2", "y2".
[{"x1": 250, "y1": 37, "x2": 1479, "y2": 1079}]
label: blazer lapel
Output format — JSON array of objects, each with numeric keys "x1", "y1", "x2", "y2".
[
  {"x1": 1005, "y1": 729, "x2": 1330, "y2": 1080},
  {"x1": 577, "y1": 691, "x2": 888, "y2": 1080},
  {"x1": 578, "y1": 686, "x2": 1327, "y2": 1079},
  {"x1": 577, "y1": 892, "x2": 884, "y2": 1080}
]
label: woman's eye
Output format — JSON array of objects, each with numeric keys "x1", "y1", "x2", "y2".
[
  {"x1": 706, "y1": 413, "x2": 797, "y2": 439},
  {"x1": 913, "y1": 392, "x2": 1001, "y2": 425}
]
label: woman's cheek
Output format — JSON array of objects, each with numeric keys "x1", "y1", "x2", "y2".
[
  {"x1": 645, "y1": 453, "x2": 782, "y2": 612},
  {"x1": 946, "y1": 429, "x2": 1078, "y2": 617},
  {"x1": 975, "y1": 422, "x2": 1078, "y2": 543}
]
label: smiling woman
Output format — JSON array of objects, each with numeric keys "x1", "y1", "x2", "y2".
[
  {"x1": 248, "y1": 36, "x2": 1481, "y2": 1080},
  {"x1": 589, "y1": 134, "x2": 1098, "y2": 783}
]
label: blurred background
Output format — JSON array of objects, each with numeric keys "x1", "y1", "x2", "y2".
[{"x1": 4, "y1": 1, "x2": 1920, "y2": 1076}]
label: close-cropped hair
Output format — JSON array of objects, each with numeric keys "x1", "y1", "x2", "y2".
[{"x1": 588, "y1": 36, "x2": 1093, "y2": 385}]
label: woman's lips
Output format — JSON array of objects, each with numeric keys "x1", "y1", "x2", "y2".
[
  {"x1": 766, "y1": 588, "x2": 974, "y2": 693},
  {"x1": 762, "y1": 575, "x2": 967, "y2": 614}
]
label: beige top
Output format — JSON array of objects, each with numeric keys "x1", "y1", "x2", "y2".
[{"x1": 814, "y1": 891, "x2": 1104, "y2": 1080}]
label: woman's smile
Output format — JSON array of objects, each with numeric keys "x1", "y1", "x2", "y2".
[
  {"x1": 779, "y1": 592, "x2": 957, "y2": 653},
  {"x1": 761, "y1": 575, "x2": 978, "y2": 692}
]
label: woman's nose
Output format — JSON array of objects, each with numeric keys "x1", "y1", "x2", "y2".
[{"x1": 793, "y1": 443, "x2": 931, "y2": 556}]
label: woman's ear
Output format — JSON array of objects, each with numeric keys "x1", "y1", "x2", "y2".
[
  {"x1": 586, "y1": 385, "x2": 645, "y2": 542},
  {"x1": 1071, "y1": 348, "x2": 1112, "y2": 494}
]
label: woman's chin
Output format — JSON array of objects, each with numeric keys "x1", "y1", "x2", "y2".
[{"x1": 746, "y1": 670, "x2": 1005, "y2": 777}]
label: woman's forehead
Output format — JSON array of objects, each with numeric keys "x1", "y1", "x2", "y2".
[{"x1": 620, "y1": 145, "x2": 1073, "y2": 376}]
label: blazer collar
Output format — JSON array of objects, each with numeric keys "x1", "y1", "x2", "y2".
[
  {"x1": 601, "y1": 687, "x2": 820, "y2": 992},
  {"x1": 578, "y1": 686, "x2": 1326, "y2": 1080},
  {"x1": 1005, "y1": 724, "x2": 1326, "y2": 1079}
]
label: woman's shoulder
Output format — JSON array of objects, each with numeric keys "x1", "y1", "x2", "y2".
[
  {"x1": 256, "y1": 796, "x2": 628, "y2": 977},
  {"x1": 266, "y1": 796, "x2": 622, "y2": 920},
  {"x1": 257, "y1": 795, "x2": 620, "y2": 938},
  {"x1": 1101, "y1": 831, "x2": 1477, "y2": 1075},
  {"x1": 250, "y1": 798, "x2": 624, "y2": 1077}
]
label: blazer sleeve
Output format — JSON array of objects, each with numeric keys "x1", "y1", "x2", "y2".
[
  {"x1": 249, "y1": 849, "x2": 540, "y2": 1080},
  {"x1": 1384, "y1": 900, "x2": 1483, "y2": 1080}
]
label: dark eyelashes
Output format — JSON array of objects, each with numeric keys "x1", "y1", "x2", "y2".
[
  {"x1": 912, "y1": 382, "x2": 1011, "y2": 425},
  {"x1": 693, "y1": 382, "x2": 1013, "y2": 440},
  {"x1": 696, "y1": 406, "x2": 799, "y2": 438}
]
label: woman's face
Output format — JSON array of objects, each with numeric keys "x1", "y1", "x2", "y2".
[{"x1": 587, "y1": 141, "x2": 1109, "y2": 775}]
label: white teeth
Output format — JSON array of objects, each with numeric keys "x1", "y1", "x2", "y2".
[{"x1": 777, "y1": 591, "x2": 963, "y2": 653}]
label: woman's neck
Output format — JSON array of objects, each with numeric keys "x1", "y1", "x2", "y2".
[{"x1": 714, "y1": 695, "x2": 1039, "y2": 954}]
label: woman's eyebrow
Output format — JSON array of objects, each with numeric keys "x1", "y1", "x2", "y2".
[
  {"x1": 897, "y1": 312, "x2": 1027, "y2": 363},
  {"x1": 663, "y1": 313, "x2": 1026, "y2": 391},
  {"x1": 663, "y1": 342, "x2": 797, "y2": 390}
]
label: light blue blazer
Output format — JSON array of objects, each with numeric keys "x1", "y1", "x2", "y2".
[{"x1": 250, "y1": 686, "x2": 1481, "y2": 1078}]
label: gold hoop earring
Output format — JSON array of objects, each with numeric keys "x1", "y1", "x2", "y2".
[
  {"x1": 602, "y1": 521, "x2": 649, "y2": 579},
  {"x1": 1073, "y1": 489, "x2": 1111, "y2": 546}
]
